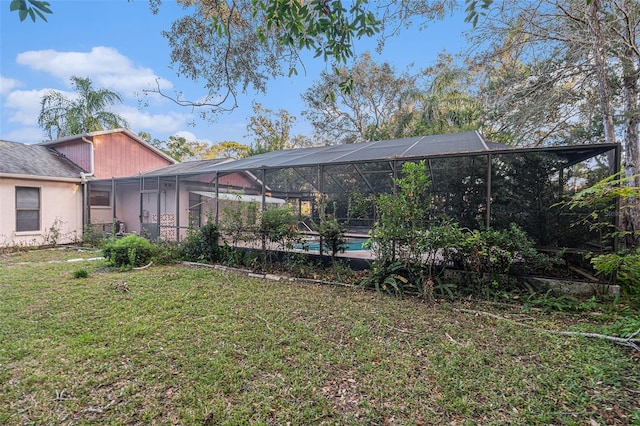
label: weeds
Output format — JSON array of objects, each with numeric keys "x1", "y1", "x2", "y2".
[{"x1": 72, "y1": 269, "x2": 88, "y2": 278}]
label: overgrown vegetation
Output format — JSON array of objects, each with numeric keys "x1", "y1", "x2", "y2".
[
  {"x1": 77, "y1": 161, "x2": 639, "y2": 311},
  {"x1": 181, "y1": 222, "x2": 221, "y2": 264},
  {"x1": 314, "y1": 200, "x2": 347, "y2": 263},
  {"x1": 563, "y1": 172, "x2": 640, "y2": 295},
  {"x1": 361, "y1": 161, "x2": 553, "y2": 299},
  {"x1": 259, "y1": 204, "x2": 298, "y2": 252}
]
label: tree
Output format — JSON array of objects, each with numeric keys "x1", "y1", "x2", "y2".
[
  {"x1": 146, "y1": 0, "x2": 455, "y2": 116},
  {"x1": 471, "y1": 0, "x2": 640, "y2": 245},
  {"x1": 9, "y1": 0, "x2": 51, "y2": 22},
  {"x1": 205, "y1": 141, "x2": 250, "y2": 159},
  {"x1": 246, "y1": 102, "x2": 312, "y2": 155},
  {"x1": 138, "y1": 132, "x2": 206, "y2": 161},
  {"x1": 38, "y1": 76, "x2": 129, "y2": 139},
  {"x1": 301, "y1": 53, "x2": 418, "y2": 144},
  {"x1": 139, "y1": 131, "x2": 251, "y2": 160},
  {"x1": 415, "y1": 54, "x2": 481, "y2": 135},
  {"x1": 302, "y1": 52, "x2": 481, "y2": 144}
]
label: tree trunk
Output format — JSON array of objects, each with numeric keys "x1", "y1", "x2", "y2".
[
  {"x1": 619, "y1": 0, "x2": 640, "y2": 247},
  {"x1": 588, "y1": 0, "x2": 617, "y2": 150}
]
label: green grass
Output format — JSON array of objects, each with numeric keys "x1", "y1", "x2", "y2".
[{"x1": 1, "y1": 249, "x2": 638, "y2": 425}]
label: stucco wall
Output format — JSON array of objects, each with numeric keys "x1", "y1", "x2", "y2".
[{"x1": 0, "y1": 178, "x2": 83, "y2": 248}]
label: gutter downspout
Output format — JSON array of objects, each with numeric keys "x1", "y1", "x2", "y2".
[{"x1": 80, "y1": 137, "x2": 96, "y2": 231}]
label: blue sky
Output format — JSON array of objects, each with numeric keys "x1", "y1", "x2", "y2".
[{"x1": 0, "y1": 1, "x2": 471, "y2": 147}]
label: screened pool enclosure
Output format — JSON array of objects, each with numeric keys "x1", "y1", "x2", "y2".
[{"x1": 86, "y1": 131, "x2": 620, "y2": 252}]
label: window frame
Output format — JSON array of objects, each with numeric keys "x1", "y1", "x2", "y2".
[
  {"x1": 89, "y1": 189, "x2": 111, "y2": 207},
  {"x1": 15, "y1": 186, "x2": 41, "y2": 232}
]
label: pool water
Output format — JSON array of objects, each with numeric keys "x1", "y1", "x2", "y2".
[{"x1": 295, "y1": 239, "x2": 370, "y2": 252}]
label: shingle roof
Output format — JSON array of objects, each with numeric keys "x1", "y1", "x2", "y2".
[{"x1": 0, "y1": 140, "x2": 85, "y2": 179}]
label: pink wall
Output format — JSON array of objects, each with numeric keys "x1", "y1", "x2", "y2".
[{"x1": 92, "y1": 133, "x2": 173, "y2": 179}]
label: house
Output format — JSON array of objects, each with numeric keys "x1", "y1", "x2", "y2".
[
  {"x1": 0, "y1": 129, "x2": 176, "y2": 248},
  {"x1": 0, "y1": 140, "x2": 85, "y2": 247},
  {"x1": 2, "y1": 129, "x2": 619, "y2": 250},
  {"x1": 86, "y1": 159, "x2": 274, "y2": 241}
]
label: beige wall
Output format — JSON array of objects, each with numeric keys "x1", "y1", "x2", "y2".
[{"x1": 0, "y1": 178, "x2": 83, "y2": 248}]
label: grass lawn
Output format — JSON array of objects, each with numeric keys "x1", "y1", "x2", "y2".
[{"x1": 1, "y1": 248, "x2": 638, "y2": 425}]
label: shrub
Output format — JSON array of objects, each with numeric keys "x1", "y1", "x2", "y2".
[
  {"x1": 370, "y1": 161, "x2": 432, "y2": 266},
  {"x1": 315, "y1": 201, "x2": 347, "y2": 262},
  {"x1": 451, "y1": 223, "x2": 550, "y2": 285},
  {"x1": 72, "y1": 269, "x2": 88, "y2": 278},
  {"x1": 82, "y1": 225, "x2": 107, "y2": 247},
  {"x1": 591, "y1": 249, "x2": 640, "y2": 295},
  {"x1": 151, "y1": 240, "x2": 185, "y2": 265},
  {"x1": 259, "y1": 205, "x2": 298, "y2": 251},
  {"x1": 316, "y1": 215, "x2": 347, "y2": 260},
  {"x1": 221, "y1": 196, "x2": 259, "y2": 249},
  {"x1": 182, "y1": 222, "x2": 221, "y2": 263},
  {"x1": 103, "y1": 234, "x2": 155, "y2": 269}
]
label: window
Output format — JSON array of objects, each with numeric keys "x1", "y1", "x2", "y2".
[
  {"x1": 16, "y1": 186, "x2": 40, "y2": 232},
  {"x1": 90, "y1": 190, "x2": 110, "y2": 206},
  {"x1": 188, "y1": 192, "x2": 202, "y2": 227}
]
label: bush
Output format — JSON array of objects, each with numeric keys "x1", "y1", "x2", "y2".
[
  {"x1": 315, "y1": 205, "x2": 347, "y2": 261},
  {"x1": 151, "y1": 240, "x2": 185, "y2": 265},
  {"x1": 82, "y1": 225, "x2": 108, "y2": 248},
  {"x1": 259, "y1": 205, "x2": 298, "y2": 250},
  {"x1": 103, "y1": 234, "x2": 155, "y2": 269},
  {"x1": 182, "y1": 222, "x2": 221, "y2": 263},
  {"x1": 591, "y1": 249, "x2": 640, "y2": 295},
  {"x1": 451, "y1": 223, "x2": 550, "y2": 285},
  {"x1": 72, "y1": 269, "x2": 88, "y2": 278}
]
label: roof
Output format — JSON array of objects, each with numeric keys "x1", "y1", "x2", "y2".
[
  {"x1": 199, "y1": 131, "x2": 618, "y2": 173},
  {"x1": 38, "y1": 128, "x2": 178, "y2": 164},
  {"x1": 138, "y1": 158, "x2": 232, "y2": 177},
  {"x1": 204, "y1": 131, "x2": 514, "y2": 172},
  {"x1": 0, "y1": 140, "x2": 84, "y2": 179}
]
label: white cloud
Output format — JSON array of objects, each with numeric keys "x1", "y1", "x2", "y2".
[
  {"x1": 174, "y1": 130, "x2": 197, "y2": 141},
  {"x1": 174, "y1": 131, "x2": 213, "y2": 144},
  {"x1": 16, "y1": 46, "x2": 173, "y2": 95},
  {"x1": 116, "y1": 105, "x2": 188, "y2": 135},
  {"x1": 2, "y1": 89, "x2": 59, "y2": 126},
  {"x1": 0, "y1": 76, "x2": 21, "y2": 96},
  {"x1": 2, "y1": 88, "x2": 186, "y2": 141}
]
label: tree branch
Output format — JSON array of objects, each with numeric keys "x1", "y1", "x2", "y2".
[
  {"x1": 142, "y1": 78, "x2": 237, "y2": 113},
  {"x1": 454, "y1": 308, "x2": 640, "y2": 352}
]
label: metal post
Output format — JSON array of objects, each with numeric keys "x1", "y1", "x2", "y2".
[
  {"x1": 175, "y1": 175, "x2": 180, "y2": 242},
  {"x1": 261, "y1": 169, "x2": 267, "y2": 262},
  {"x1": 111, "y1": 178, "x2": 116, "y2": 223},
  {"x1": 486, "y1": 154, "x2": 492, "y2": 229},
  {"x1": 156, "y1": 176, "x2": 161, "y2": 240},
  {"x1": 214, "y1": 172, "x2": 220, "y2": 225},
  {"x1": 139, "y1": 177, "x2": 143, "y2": 230},
  {"x1": 318, "y1": 165, "x2": 324, "y2": 255}
]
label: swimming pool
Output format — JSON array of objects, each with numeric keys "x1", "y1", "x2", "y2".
[{"x1": 294, "y1": 238, "x2": 370, "y2": 252}]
